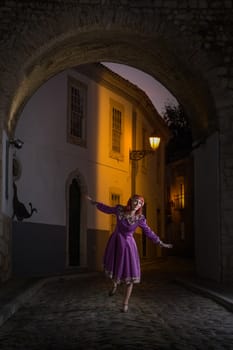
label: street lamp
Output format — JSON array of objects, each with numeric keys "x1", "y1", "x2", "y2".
[{"x1": 129, "y1": 134, "x2": 160, "y2": 161}]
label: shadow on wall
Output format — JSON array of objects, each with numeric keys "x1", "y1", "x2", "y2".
[{"x1": 12, "y1": 182, "x2": 38, "y2": 222}]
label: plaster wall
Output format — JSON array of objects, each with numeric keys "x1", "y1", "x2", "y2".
[
  {"x1": 15, "y1": 70, "x2": 84, "y2": 226},
  {"x1": 11, "y1": 65, "x2": 165, "y2": 276},
  {"x1": 14, "y1": 67, "x2": 135, "y2": 226}
]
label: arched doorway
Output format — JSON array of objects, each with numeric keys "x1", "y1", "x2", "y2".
[
  {"x1": 68, "y1": 178, "x2": 81, "y2": 266},
  {"x1": 66, "y1": 170, "x2": 87, "y2": 269}
]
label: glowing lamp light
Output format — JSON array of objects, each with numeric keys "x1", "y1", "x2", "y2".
[
  {"x1": 149, "y1": 136, "x2": 160, "y2": 151},
  {"x1": 129, "y1": 133, "x2": 161, "y2": 161}
]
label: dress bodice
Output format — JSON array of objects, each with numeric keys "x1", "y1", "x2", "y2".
[{"x1": 96, "y1": 202, "x2": 161, "y2": 244}]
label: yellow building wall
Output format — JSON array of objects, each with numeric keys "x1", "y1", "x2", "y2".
[
  {"x1": 87, "y1": 84, "x2": 132, "y2": 231},
  {"x1": 82, "y1": 70, "x2": 168, "y2": 270}
]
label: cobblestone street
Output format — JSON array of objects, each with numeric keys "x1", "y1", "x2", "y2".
[{"x1": 0, "y1": 260, "x2": 232, "y2": 350}]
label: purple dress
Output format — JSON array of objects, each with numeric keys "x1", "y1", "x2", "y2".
[{"x1": 96, "y1": 202, "x2": 161, "y2": 284}]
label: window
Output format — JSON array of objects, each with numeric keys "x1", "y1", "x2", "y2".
[
  {"x1": 110, "y1": 100, "x2": 124, "y2": 160},
  {"x1": 67, "y1": 76, "x2": 87, "y2": 146},
  {"x1": 174, "y1": 176, "x2": 185, "y2": 209},
  {"x1": 110, "y1": 193, "x2": 120, "y2": 233},
  {"x1": 112, "y1": 108, "x2": 122, "y2": 153}
]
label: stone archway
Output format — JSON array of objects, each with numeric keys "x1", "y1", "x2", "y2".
[
  {"x1": 1, "y1": 8, "x2": 221, "y2": 139},
  {"x1": 1, "y1": 4, "x2": 233, "y2": 282}
]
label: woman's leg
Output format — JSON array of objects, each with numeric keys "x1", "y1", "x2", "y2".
[
  {"x1": 109, "y1": 280, "x2": 117, "y2": 296},
  {"x1": 122, "y1": 283, "x2": 133, "y2": 312}
]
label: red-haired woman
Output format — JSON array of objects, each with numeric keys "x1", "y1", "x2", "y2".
[{"x1": 87, "y1": 194, "x2": 172, "y2": 312}]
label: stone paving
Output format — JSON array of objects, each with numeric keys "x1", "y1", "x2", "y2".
[{"x1": 0, "y1": 261, "x2": 232, "y2": 350}]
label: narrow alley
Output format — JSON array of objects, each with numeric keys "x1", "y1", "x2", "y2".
[{"x1": 0, "y1": 258, "x2": 232, "y2": 350}]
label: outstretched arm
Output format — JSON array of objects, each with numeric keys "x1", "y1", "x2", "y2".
[
  {"x1": 138, "y1": 217, "x2": 173, "y2": 249},
  {"x1": 86, "y1": 195, "x2": 118, "y2": 214}
]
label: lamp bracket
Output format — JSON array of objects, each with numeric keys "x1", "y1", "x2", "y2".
[{"x1": 129, "y1": 150, "x2": 154, "y2": 161}]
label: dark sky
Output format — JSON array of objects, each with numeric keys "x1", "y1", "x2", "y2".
[{"x1": 103, "y1": 62, "x2": 178, "y2": 115}]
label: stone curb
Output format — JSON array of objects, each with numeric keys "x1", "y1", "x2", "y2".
[
  {"x1": 174, "y1": 279, "x2": 233, "y2": 313},
  {"x1": 0, "y1": 279, "x2": 45, "y2": 328},
  {"x1": 0, "y1": 271, "x2": 100, "y2": 328}
]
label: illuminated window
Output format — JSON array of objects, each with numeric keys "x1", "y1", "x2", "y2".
[
  {"x1": 110, "y1": 100, "x2": 124, "y2": 160},
  {"x1": 67, "y1": 76, "x2": 87, "y2": 147},
  {"x1": 110, "y1": 193, "x2": 120, "y2": 232},
  {"x1": 174, "y1": 176, "x2": 185, "y2": 209}
]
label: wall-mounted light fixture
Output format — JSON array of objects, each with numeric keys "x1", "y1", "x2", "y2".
[
  {"x1": 9, "y1": 138, "x2": 24, "y2": 149},
  {"x1": 129, "y1": 134, "x2": 160, "y2": 161}
]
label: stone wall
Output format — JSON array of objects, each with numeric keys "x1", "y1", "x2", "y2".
[{"x1": 0, "y1": 215, "x2": 11, "y2": 282}]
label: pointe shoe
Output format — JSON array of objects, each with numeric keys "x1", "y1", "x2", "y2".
[
  {"x1": 108, "y1": 285, "x2": 117, "y2": 296},
  {"x1": 122, "y1": 304, "x2": 128, "y2": 313}
]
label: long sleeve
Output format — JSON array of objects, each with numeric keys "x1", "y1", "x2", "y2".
[
  {"x1": 95, "y1": 202, "x2": 118, "y2": 215},
  {"x1": 138, "y1": 216, "x2": 161, "y2": 244}
]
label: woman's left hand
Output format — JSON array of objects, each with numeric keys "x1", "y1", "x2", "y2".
[{"x1": 160, "y1": 242, "x2": 173, "y2": 249}]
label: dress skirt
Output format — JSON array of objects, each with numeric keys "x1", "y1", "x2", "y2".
[
  {"x1": 96, "y1": 202, "x2": 160, "y2": 284},
  {"x1": 103, "y1": 230, "x2": 141, "y2": 284}
]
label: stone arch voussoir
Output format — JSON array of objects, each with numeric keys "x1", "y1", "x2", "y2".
[{"x1": 0, "y1": 6, "x2": 229, "y2": 142}]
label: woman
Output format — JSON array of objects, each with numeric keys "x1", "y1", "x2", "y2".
[{"x1": 87, "y1": 194, "x2": 173, "y2": 312}]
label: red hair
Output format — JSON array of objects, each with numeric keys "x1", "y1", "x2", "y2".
[{"x1": 125, "y1": 194, "x2": 144, "y2": 215}]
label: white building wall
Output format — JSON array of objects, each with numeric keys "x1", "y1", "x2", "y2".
[{"x1": 11, "y1": 66, "x2": 167, "y2": 276}]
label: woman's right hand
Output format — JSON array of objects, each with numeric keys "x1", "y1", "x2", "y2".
[{"x1": 86, "y1": 195, "x2": 97, "y2": 205}]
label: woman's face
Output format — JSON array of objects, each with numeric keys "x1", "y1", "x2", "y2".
[{"x1": 131, "y1": 198, "x2": 143, "y2": 211}]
